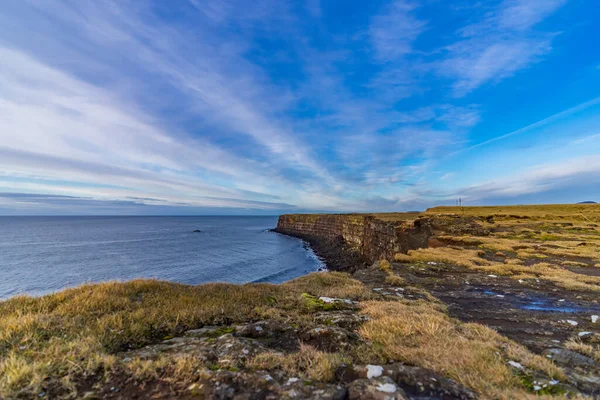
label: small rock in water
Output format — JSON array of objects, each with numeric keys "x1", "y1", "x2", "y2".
[
  {"x1": 366, "y1": 365, "x2": 384, "y2": 379},
  {"x1": 592, "y1": 315, "x2": 599, "y2": 323},
  {"x1": 192, "y1": 229, "x2": 202, "y2": 233}
]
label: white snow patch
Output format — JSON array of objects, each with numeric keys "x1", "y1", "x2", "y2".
[
  {"x1": 496, "y1": 295, "x2": 505, "y2": 298},
  {"x1": 427, "y1": 262, "x2": 438, "y2": 266},
  {"x1": 558, "y1": 299, "x2": 565, "y2": 302},
  {"x1": 286, "y1": 378, "x2": 299, "y2": 385},
  {"x1": 507, "y1": 361, "x2": 523, "y2": 370},
  {"x1": 566, "y1": 320, "x2": 578, "y2": 326},
  {"x1": 255, "y1": 326, "x2": 263, "y2": 331},
  {"x1": 549, "y1": 380, "x2": 559, "y2": 385},
  {"x1": 488, "y1": 274, "x2": 497, "y2": 278},
  {"x1": 376, "y1": 383, "x2": 397, "y2": 393},
  {"x1": 533, "y1": 385, "x2": 542, "y2": 391},
  {"x1": 366, "y1": 365, "x2": 384, "y2": 379},
  {"x1": 578, "y1": 331, "x2": 593, "y2": 337},
  {"x1": 592, "y1": 315, "x2": 599, "y2": 323}
]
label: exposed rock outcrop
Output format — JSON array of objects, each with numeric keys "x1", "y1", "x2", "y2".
[{"x1": 274, "y1": 214, "x2": 431, "y2": 268}]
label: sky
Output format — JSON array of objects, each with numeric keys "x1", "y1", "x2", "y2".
[{"x1": 0, "y1": 0, "x2": 599, "y2": 215}]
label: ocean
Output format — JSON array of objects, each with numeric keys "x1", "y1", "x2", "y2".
[{"x1": 0, "y1": 216, "x2": 323, "y2": 299}]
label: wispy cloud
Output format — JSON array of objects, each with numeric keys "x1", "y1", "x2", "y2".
[
  {"x1": 438, "y1": 0, "x2": 565, "y2": 96},
  {"x1": 0, "y1": 0, "x2": 595, "y2": 214}
]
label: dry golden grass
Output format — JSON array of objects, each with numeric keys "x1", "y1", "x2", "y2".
[
  {"x1": 564, "y1": 338, "x2": 600, "y2": 364},
  {"x1": 0, "y1": 272, "x2": 370, "y2": 398},
  {"x1": 248, "y1": 344, "x2": 348, "y2": 381},
  {"x1": 426, "y1": 204, "x2": 600, "y2": 222},
  {"x1": 378, "y1": 259, "x2": 406, "y2": 286},
  {"x1": 394, "y1": 247, "x2": 600, "y2": 292},
  {"x1": 359, "y1": 300, "x2": 564, "y2": 398},
  {"x1": 0, "y1": 268, "x2": 567, "y2": 399}
]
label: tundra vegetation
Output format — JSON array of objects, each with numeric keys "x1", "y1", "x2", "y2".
[{"x1": 1, "y1": 204, "x2": 599, "y2": 399}]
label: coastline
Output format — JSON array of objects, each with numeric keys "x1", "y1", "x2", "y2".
[{"x1": 271, "y1": 228, "x2": 369, "y2": 273}]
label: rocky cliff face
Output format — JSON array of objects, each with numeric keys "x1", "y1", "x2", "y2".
[{"x1": 275, "y1": 214, "x2": 431, "y2": 264}]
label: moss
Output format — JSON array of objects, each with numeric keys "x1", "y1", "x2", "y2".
[{"x1": 301, "y1": 293, "x2": 336, "y2": 311}]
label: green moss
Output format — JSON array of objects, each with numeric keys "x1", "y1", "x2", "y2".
[
  {"x1": 518, "y1": 373, "x2": 566, "y2": 395},
  {"x1": 301, "y1": 293, "x2": 336, "y2": 311}
]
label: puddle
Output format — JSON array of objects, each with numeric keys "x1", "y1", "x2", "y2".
[{"x1": 473, "y1": 288, "x2": 595, "y2": 314}]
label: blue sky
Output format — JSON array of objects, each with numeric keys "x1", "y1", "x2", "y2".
[{"x1": 0, "y1": 0, "x2": 599, "y2": 215}]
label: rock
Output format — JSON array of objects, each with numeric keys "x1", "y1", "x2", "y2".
[
  {"x1": 542, "y1": 348, "x2": 598, "y2": 368},
  {"x1": 314, "y1": 311, "x2": 369, "y2": 330},
  {"x1": 192, "y1": 229, "x2": 202, "y2": 233},
  {"x1": 235, "y1": 320, "x2": 300, "y2": 352},
  {"x1": 347, "y1": 376, "x2": 408, "y2": 400},
  {"x1": 235, "y1": 320, "x2": 293, "y2": 339},
  {"x1": 199, "y1": 369, "x2": 347, "y2": 400},
  {"x1": 300, "y1": 326, "x2": 361, "y2": 352},
  {"x1": 337, "y1": 364, "x2": 476, "y2": 400}
]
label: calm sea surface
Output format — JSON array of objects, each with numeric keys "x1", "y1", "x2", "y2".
[{"x1": 0, "y1": 216, "x2": 323, "y2": 299}]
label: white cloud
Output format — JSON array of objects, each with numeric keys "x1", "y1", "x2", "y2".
[{"x1": 439, "y1": 0, "x2": 565, "y2": 96}]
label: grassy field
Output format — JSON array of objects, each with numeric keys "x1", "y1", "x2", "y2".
[
  {"x1": 387, "y1": 204, "x2": 600, "y2": 293},
  {"x1": 0, "y1": 271, "x2": 565, "y2": 399},
  {"x1": 426, "y1": 203, "x2": 600, "y2": 222}
]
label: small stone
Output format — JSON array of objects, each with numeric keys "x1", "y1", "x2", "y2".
[
  {"x1": 507, "y1": 361, "x2": 523, "y2": 370},
  {"x1": 367, "y1": 365, "x2": 384, "y2": 379},
  {"x1": 376, "y1": 383, "x2": 397, "y2": 393}
]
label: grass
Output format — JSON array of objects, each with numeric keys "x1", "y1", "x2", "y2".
[
  {"x1": 426, "y1": 204, "x2": 600, "y2": 222},
  {"x1": 0, "y1": 269, "x2": 569, "y2": 399},
  {"x1": 387, "y1": 205, "x2": 600, "y2": 293},
  {"x1": 378, "y1": 259, "x2": 406, "y2": 286},
  {"x1": 358, "y1": 300, "x2": 565, "y2": 398}
]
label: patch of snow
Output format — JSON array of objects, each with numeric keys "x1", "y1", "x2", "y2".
[
  {"x1": 373, "y1": 288, "x2": 383, "y2": 291},
  {"x1": 549, "y1": 380, "x2": 559, "y2": 385},
  {"x1": 507, "y1": 361, "x2": 523, "y2": 370},
  {"x1": 255, "y1": 326, "x2": 263, "y2": 331},
  {"x1": 496, "y1": 295, "x2": 505, "y2": 298},
  {"x1": 592, "y1": 315, "x2": 599, "y2": 323},
  {"x1": 518, "y1": 279, "x2": 524, "y2": 283},
  {"x1": 533, "y1": 385, "x2": 542, "y2": 391},
  {"x1": 376, "y1": 383, "x2": 397, "y2": 393},
  {"x1": 427, "y1": 262, "x2": 438, "y2": 265},
  {"x1": 552, "y1": 340, "x2": 561, "y2": 343},
  {"x1": 366, "y1": 365, "x2": 384, "y2": 379},
  {"x1": 578, "y1": 331, "x2": 593, "y2": 337},
  {"x1": 566, "y1": 320, "x2": 578, "y2": 326},
  {"x1": 558, "y1": 299, "x2": 565, "y2": 302},
  {"x1": 488, "y1": 274, "x2": 497, "y2": 278}
]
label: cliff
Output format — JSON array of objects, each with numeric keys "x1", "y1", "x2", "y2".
[{"x1": 274, "y1": 213, "x2": 431, "y2": 265}]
